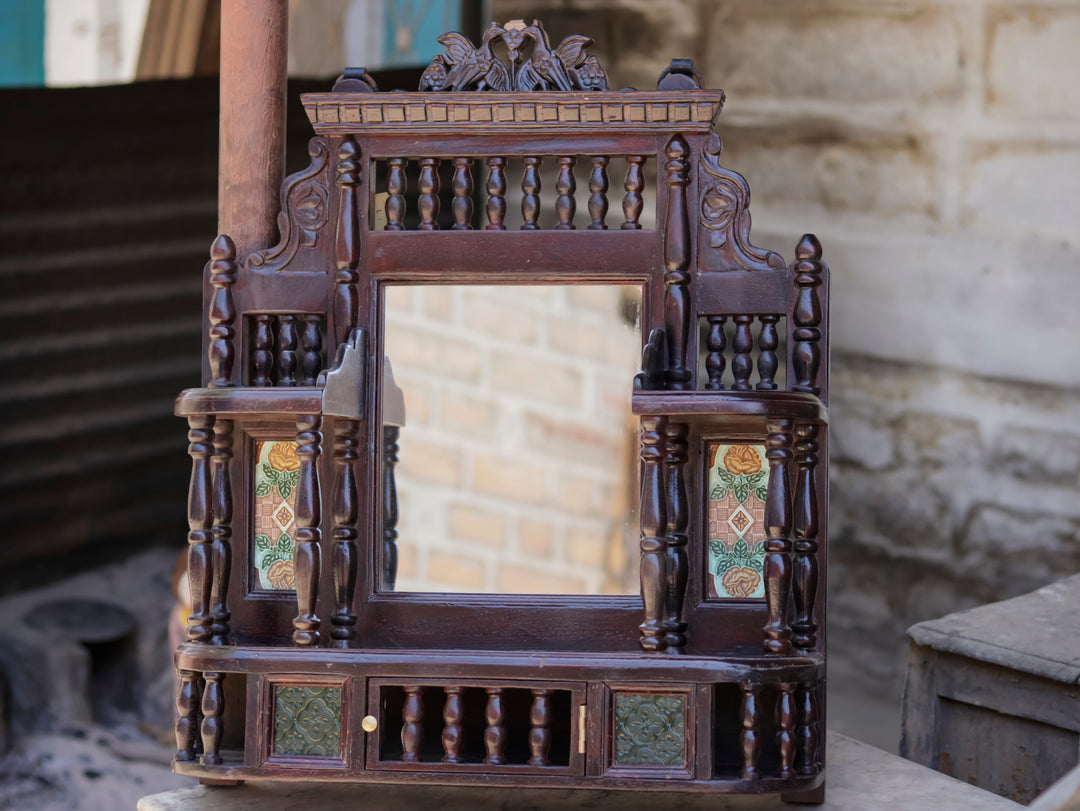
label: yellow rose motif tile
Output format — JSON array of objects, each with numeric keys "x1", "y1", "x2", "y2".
[
  {"x1": 253, "y1": 440, "x2": 300, "y2": 591},
  {"x1": 707, "y1": 443, "x2": 768, "y2": 600}
]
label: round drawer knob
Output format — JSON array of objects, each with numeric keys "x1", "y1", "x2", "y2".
[{"x1": 361, "y1": 715, "x2": 378, "y2": 733}]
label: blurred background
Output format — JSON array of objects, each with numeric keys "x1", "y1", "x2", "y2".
[{"x1": 1, "y1": 0, "x2": 1078, "y2": 807}]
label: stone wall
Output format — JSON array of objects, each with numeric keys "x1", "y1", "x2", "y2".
[{"x1": 496, "y1": 0, "x2": 1080, "y2": 699}]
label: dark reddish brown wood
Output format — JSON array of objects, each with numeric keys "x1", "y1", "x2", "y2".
[
  {"x1": 451, "y1": 157, "x2": 474, "y2": 230},
  {"x1": 334, "y1": 136, "x2": 361, "y2": 344},
  {"x1": 763, "y1": 419, "x2": 794, "y2": 655},
  {"x1": 555, "y1": 156, "x2": 576, "y2": 230},
  {"x1": 756, "y1": 315, "x2": 779, "y2": 391},
  {"x1": 385, "y1": 158, "x2": 407, "y2": 231},
  {"x1": 704, "y1": 316, "x2": 726, "y2": 390},
  {"x1": 418, "y1": 157, "x2": 440, "y2": 230},
  {"x1": 382, "y1": 426, "x2": 400, "y2": 591},
  {"x1": 401, "y1": 686, "x2": 424, "y2": 763},
  {"x1": 277, "y1": 314, "x2": 298, "y2": 386},
  {"x1": 175, "y1": 669, "x2": 201, "y2": 762},
  {"x1": 200, "y1": 671, "x2": 224, "y2": 765},
  {"x1": 484, "y1": 687, "x2": 507, "y2": 765},
  {"x1": 731, "y1": 316, "x2": 754, "y2": 391},
  {"x1": 777, "y1": 682, "x2": 796, "y2": 779},
  {"x1": 301, "y1": 314, "x2": 322, "y2": 385},
  {"x1": 663, "y1": 420, "x2": 689, "y2": 653},
  {"x1": 292, "y1": 414, "x2": 322, "y2": 647},
  {"x1": 588, "y1": 156, "x2": 609, "y2": 230},
  {"x1": 792, "y1": 235, "x2": 824, "y2": 396},
  {"x1": 527, "y1": 688, "x2": 552, "y2": 766},
  {"x1": 441, "y1": 686, "x2": 465, "y2": 763},
  {"x1": 792, "y1": 424, "x2": 820, "y2": 651},
  {"x1": 484, "y1": 157, "x2": 507, "y2": 230},
  {"x1": 186, "y1": 415, "x2": 214, "y2": 643},
  {"x1": 739, "y1": 681, "x2": 761, "y2": 780},
  {"x1": 252, "y1": 314, "x2": 274, "y2": 386},
  {"x1": 638, "y1": 415, "x2": 668, "y2": 653},
  {"x1": 797, "y1": 681, "x2": 821, "y2": 776},
  {"x1": 520, "y1": 156, "x2": 541, "y2": 230},
  {"x1": 621, "y1": 155, "x2": 645, "y2": 229},
  {"x1": 331, "y1": 418, "x2": 359, "y2": 648},
  {"x1": 663, "y1": 135, "x2": 692, "y2": 391},
  {"x1": 209, "y1": 418, "x2": 233, "y2": 645},
  {"x1": 207, "y1": 235, "x2": 237, "y2": 388}
]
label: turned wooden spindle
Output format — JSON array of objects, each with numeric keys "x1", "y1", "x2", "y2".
[
  {"x1": 731, "y1": 316, "x2": 755, "y2": 391},
  {"x1": 756, "y1": 315, "x2": 780, "y2": 391},
  {"x1": 451, "y1": 157, "x2": 473, "y2": 230},
  {"x1": 209, "y1": 419, "x2": 233, "y2": 645},
  {"x1": 555, "y1": 156, "x2": 576, "y2": 230},
  {"x1": 417, "y1": 157, "x2": 440, "y2": 230},
  {"x1": 792, "y1": 423, "x2": 820, "y2": 650},
  {"x1": 382, "y1": 426, "x2": 400, "y2": 591},
  {"x1": 292, "y1": 414, "x2": 322, "y2": 646},
  {"x1": 663, "y1": 421, "x2": 689, "y2": 653},
  {"x1": 663, "y1": 135, "x2": 692, "y2": 390},
  {"x1": 200, "y1": 671, "x2": 224, "y2": 765},
  {"x1": 527, "y1": 688, "x2": 553, "y2": 766},
  {"x1": 520, "y1": 156, "x2": 542, "y2": 230},
  {"x1": 483, "y1": 687, "x2": 506, "y2": 765},
  {"x1": 777, "y1": 682, "x2": 797, "y2": 779},
  {"x1": 175, "y1": 670, "x2": 201, "y2": 761},
  {"x1": 763, "y1": 419, "x2": 794, "y2": 654},
  {"x1": 621, "y1": 155, "x2": 645, "y2": 229},
  {"x1": 385, "y1": 157, "x2": 407, "y2": 231},
  {"x1": 252, "y1": 314, "x2": 274, "y2": 386},
  {"x1": 401, "y1": 685, "x2": 424, "y2": 762},
  {"x1": 704, "y1": 315, "x2": 727, "y2": 390},
  {"x1": 588, "y1": 155, "x2": 609, "y2": 230},
  {"x1": 331, "y1": 419, "x2": 359, "y2": 647},
  {"x1": 207, "y1": 235, "x2": 237, "y2": 387},
  {"x1": 798, "y1": 681, "x2": 822, "y2": 776},
  {"x1": 739, "y1": 681, "x2": 761, "y2": 780},
  {"x1": 485, "y1": 157, "x2": 507, "y2": 230},
  {"x1": 300, "y1": 314, "x2": 322, "y2": 385},
  {"x1": 638, "y1": 415, "x2": 668, "y2": 653},
  {"x1": 334, "y1": 136, "x2": 361, "y2": 344},
  {"x1": 792, "y1": 234, "x2": 824, "y2": 395},
  {"x1": 186, "y1": 415, "x2": 214, "y2": 643},
  {"x1": 441, "y1": 686, "x2": 465, "y2": 763},
  {"x1": 277, "y1": 314, "x2": 298, "y2": 386}
]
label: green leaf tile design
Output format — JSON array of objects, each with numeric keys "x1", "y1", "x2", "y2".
[
  {"x1": 253, "y1": 440, "x2": 300, "y2": 590},
  {"x1": 274, "y1": 686, "x2": 342, "y2": 757},
  {"x1": 707, "y1": 443, "x2": 768, "y2": 599},
  {"x1": 613, "y1": 693, "x2": 686, "y2": 767}
]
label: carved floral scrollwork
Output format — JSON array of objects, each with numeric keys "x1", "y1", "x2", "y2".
[
  {"x1": 247, "y1": 138, "x2": 330, "y2": 272},
  {"x1": 419, "y1": 20, "x2": 608, "y2": 92},
  {"x1": 699, "y1": 133, "x2": 784, "y2": 271}
]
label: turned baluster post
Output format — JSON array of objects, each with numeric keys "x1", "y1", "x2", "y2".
[
  {"x1": 638, "y1": 415, "x2": 668, "y2": 653},
  {"x1": 798, "y1": 681, "x2": 822, "y2": 775},
  {"x1": 417, "y1": 157, "x2": 440, "y2": 230},
  {"x1": 756, "y1": 315, "x2": 779, "y2": 391},
  {"x1": 663, "y1": 135, "x2": 691, "y2": 390},
  {"x1": 763, "y1": 419, "x2": 794, "y2": 654},
  {"x1": 200, "y1": 671, "x2": 224, "y2": 765},
  {"x1": 334, "y1": 136, "x2": 361, "y2": 344},
  {"x1": 252, "y1": 314, "x2": 274, "y2": 386},
  {"x1": 663, "y1": 421, "x2": 689, "y2": 653},
  {"x1": 777, "y1": 682, "x2": 796, "y2": 778},
  {"x1": 385, "y1": 157, "x2": 407, "y2": 231},
  {"x1": 207, "y1": 235, "x2": 237, "y2": 387},
  {"x1": 731, "y1": 316, "x2": 754, "y2": 391},
  {"x1": 277, "y1": 314, "x2": 298, "y2": 386},
  {"x1": 209, "y1": 419, "x2": 233, "y2": 645},
  {"x1": 451, "y1": 157, "x2": 473, "y2": 230},
  {"x1": 331, "y1": 418, "x2": 359, "y2": 648},
  {"x1": 792, "y1": 423, "x2": 820, "y2": 651},
  {"x1": 622, "y1": 155, "x2": 645, "y2": 229},
  {"x1": 186, "y1": 415, "x2": 214, "y2": 643},
  {"x1": 401, "y1": 685, "x2": 424, "y2": 762},
  {"x1": 704, "y1": 315, "x2": 726, "y2": 390},
  {"x1": 483, "y1": 686, "x2": 506, "y2": 766},
  {"x1": 292, "y1": 414, "x2": 322, "y2": 646},
  {"x1": 792, "y1": 234, "x2": 824, "y2": 395},
  {"x1": 301, "y1": 314, "x2": 322, "y2": 385},
  {"x1": 588, "y1": 155, "x2": 609, "y2": 230},
  {"x1": 555, "y1": 156, "x2": 576, "y2": 230},
  {"x1": 739, "y1": 681, "x2": 761, "y2": 780},
  {"x1": 520, "y1": 156, "x2": 541, "y2": 230},
  {"x1": 485, "y1": 157, "x2": 507, "y2": 230},
  {"x1": 175, "y1": 670, "x2": 201, "y2": 761},
  {"x1": 382, "y1": 426, "x2": 400, "y2": 591},
  {"x1": 527, "y1": 688, "x2": 553, "y2": 766},
  {"x1": 441, "y1": 686, "x2": 464, "y2": 763}
]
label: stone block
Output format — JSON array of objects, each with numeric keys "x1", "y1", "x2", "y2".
[
  {"x1": 522, "y1": 411, "x2": 623, "y2": 466},
  {"x1": 462, "y1": 289, "x2": 540, "y2": 343},
  {"x1": 440, "y1": 389, "x2": 494, "y2": 435},
  {"x1": 396, "y1": 436, "x2": 462, "y2": 487},
  {"x1": 894, "y1": 412, "x2": 983, "y2": 468},
  {"x1": 518, "y1": 517, "x2": 556, "y2": 558},
  {"x1": 473, "y1": 453, "x2": 549, "y2": 505},
  {"x1": 993, "y1": 426, "x2": 1080, "y2": 486},
  {"x1": 384, "y1": 321, "x2": 483, "y2": 381},
  {"x1": 426, "y1": 549, "x2": 486, "y2": 591},
  {"x1": 491, "y1": 350, "x2": 583, "y2": 408},
  {"x1": 446, "y1": 502, "x2": 507, "y2": 548},
  {"x1": 987, "y1": 8, "x2": 1080, "y2": 118},
  {"x1": 830, "y1": 398, "x2": 897, "y2": 470}
]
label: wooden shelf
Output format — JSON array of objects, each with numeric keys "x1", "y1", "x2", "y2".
[{"x1": 631, "y1": 390, "x2": 828, "y2": 423}]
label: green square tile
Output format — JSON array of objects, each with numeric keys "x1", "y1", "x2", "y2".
[
  {"x1": 613, "y1": 693, "x2": 686, "y2": 767},
  {"x1": 274, "y1": 685, "x2": 342, "y2": 757}
]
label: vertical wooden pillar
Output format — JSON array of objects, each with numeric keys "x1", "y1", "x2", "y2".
[
  {"x1": 638, "y1": 415, "x2": 668, "y2": 653},
  {"x1": 763, "y1": 419, "x2": 794, "y2": 654}
]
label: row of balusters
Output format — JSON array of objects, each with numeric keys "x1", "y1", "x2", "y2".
[
  {"x1": 702, "y1": 314, "x2": 785, "y2": 391},
  {"x1": 250, "y1": 314, "x2": 326, "y2": 387},
  {"x1": 738, "y1": 679, "x2": 821, "y2": 780},
  {"x1": 378, "y1": 155, "x2": 648, "y2": 231}
]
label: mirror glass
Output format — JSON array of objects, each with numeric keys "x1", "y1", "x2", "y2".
[{"x1": 381, "y1": 285, "x2": 642, "y2": 595}]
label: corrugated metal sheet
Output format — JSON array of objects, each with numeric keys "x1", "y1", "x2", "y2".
[{"x1": 0, "y1": 77, "x2": 326, "y2": 593}]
